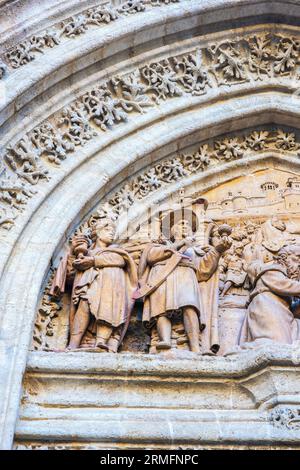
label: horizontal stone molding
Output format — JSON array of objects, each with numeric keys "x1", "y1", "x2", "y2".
[
  {"x1": 24, "y1": 345, "x2": 300, "y2": 378},
  {"x1": 13, "y1": 347, "x2": 300, "y2": 448}
]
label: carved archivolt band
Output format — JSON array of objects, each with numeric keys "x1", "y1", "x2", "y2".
[
  {"x1": 1, "y1": 31, "x2": 300, "y2": 231},
  {"x1": 1, "y1": 0, "x2": 180, "y2": 77}
]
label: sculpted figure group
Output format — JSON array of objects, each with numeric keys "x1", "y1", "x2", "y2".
[{"x1": 51, "y1": 213, "x2": 300, "y2": 355}]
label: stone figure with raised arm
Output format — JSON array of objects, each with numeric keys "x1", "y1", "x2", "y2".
[
  {"x1": 51, "y1": 218, "x2": 138, "y2": 352},
  {"x1": 134, "y1": 218, "x2": 231, "y2": 353}
]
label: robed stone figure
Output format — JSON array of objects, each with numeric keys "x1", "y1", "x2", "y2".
[
  {"x1": 51, "y1": 219, "x2": 138, "y2": 352},
  {"x1": 240, "y1": 244, "x2": 300, "y2": 346},
  {"x1": 134, "y1": 219, "x2": 231, "y2": 353}
]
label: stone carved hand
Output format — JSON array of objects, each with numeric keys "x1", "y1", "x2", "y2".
[
  {"x1": 72, "y1": 235, "x2": 88, "y2": 248},
  {"x1": 213, "y1": 236, "x2": 232, "y2": 254},
  {"x1": 73, "y1": 256, "x2": 95, "y2": 271}
]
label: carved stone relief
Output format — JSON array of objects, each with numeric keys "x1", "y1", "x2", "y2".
[
  {"x1": 2, "y1": 30, "x2": 300, "y2": 230},
  {"x1": 2, "y1": 0, "x2": 180, "y2": 75},
  {"x1": 5, "y1": 0, "x2": 300, "y2": 452},
  {"x1": 32, "y1": 163, "x2": 300, "y2": 357},
  {"x1": 270, "y1": 408, "x2": 300, "y2": 430}
]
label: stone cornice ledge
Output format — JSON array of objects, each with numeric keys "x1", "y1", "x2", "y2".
[{"x1": 27, "y1": 344, "x2": 300, "y2": 379}]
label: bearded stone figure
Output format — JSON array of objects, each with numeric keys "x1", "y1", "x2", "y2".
[
  {"x1": 51, "y1": 219, "x2": 138, "y2": 352},
  {"x1": 239, "y1": 244, "x2": 300, "y2": 347},
  {"x1": 134, "y1": 219, "x2": 231, "y2": 353}
]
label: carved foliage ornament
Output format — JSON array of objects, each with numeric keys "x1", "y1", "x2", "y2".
[
  {"x1": 270, "y1": 408, "x2": 300, "y2": 430},
  {"x1": 1, "y1": 33, "x2": 300, "y2": 228},
  {"x1": 32, "y1": 271, "x2": 62, "y2": 350},
  {"x1": 2, "y1": 0, "x2": 180, "y2": 72}
]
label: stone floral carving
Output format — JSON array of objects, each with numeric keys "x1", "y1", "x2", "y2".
[
  {"x1": 81, "y1": 86, "x2": 128, "y2": 131},
  {"x1": 134, "y1": 219, "x2": 231, "y2": 353},
  {"x1": 61, "y1": 5, "x2": 119, "y2": 38},
  {"x1": 270, "y1": 408, "x2": 300, "y2": 430},
  {"x1": 3, "y1": 29, "x2": 300, "y2": 228},
  {"x1": 58, "y1": 105, "x2": 97, "y2": 146},
  {"x1": 141, "y1": 60, "x2": 183, "y2": 101},
  {"x1": 273, "y1": 37, "x2": 300, "y2": 75},
  {"x1": 246, "y1": 130, "x2": 270, "y2": 150},
  {"x1": 133, "y1": 168, "x2": 161, "y2": 197},
  {"x1": 173, "y1": 49, "x2": 211, "y2": 96},
  {"x1": 247, "y1": 35, "x2": 272, "y2": 80},
  {"x1": 208, "y1": 41, "x2": 249, "y2": 86},
  {"x1": 87, "y1": 5, "x2": 119, "y2": 24},
  {"x1": 0, "y1": 164, "x2": 35, "y2": 228},
  {"x1": 111, "y1": 72, "x2": 153, "y2": 113},
  {"x1": 215, "y1": 137, "x2": 244, "y2": 160},
  {"x1": 117, "y1": 0, "x2": 146, "y2": 15},
  {"x1": 3, "y1": 25, "x2": 300, "y2": 90},
  {"x1": 30, "y1": 123, "x2": 75, "y2": 165},
  {"x1": 60, "y1": 15, "x2": 90, "y2": 38},
  {"x1": 5, "y1": 138, "x2": 50, "y2": 185},
  {"x1": 3, "y1": 0, "x2": 179, "y2": 73},
  {"x1": 207, "y1": 34, "x2": 300, "y2": 85},
  {"x1": 182, "y1": 145, "x2": 211, "y2": 172},
  {"x1": 6, "y1": 31, "x2": 60, "y2": 69},
  {"x1": 0, "y1": 60, "x2": 7, "y2": 78}
]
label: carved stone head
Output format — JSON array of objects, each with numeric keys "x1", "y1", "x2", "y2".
[
  {"x1": 234, "y1": 242, "x2": 244, "y2": 257},
  {"x1": 277, "y1": 244, "x2": 300, "y2": 279},
  {"x1": 91, "y1": 219, "x2": 116, "y2": 245},
  {"x1": 244, "y1": 221, "x2": 256, "y2": 235}
]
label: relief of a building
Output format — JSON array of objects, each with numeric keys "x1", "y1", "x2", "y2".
[{"x1": 1, "y1": 0, "x2": 300, "y2": 451}]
